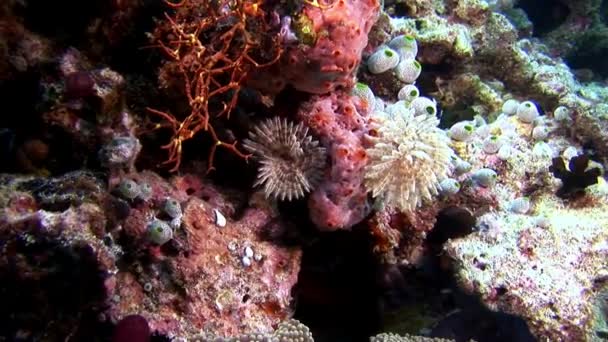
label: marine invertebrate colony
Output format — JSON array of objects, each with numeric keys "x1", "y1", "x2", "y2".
[
  {"x1": 243, "y1": 117, "x2": 326, "y2": 201},
  {"x1": 149, "y1": 0, "x2": 283, "y2": 172},
  {"x1": 365, "y1": 109, "x2": 454, "y2": 213}
]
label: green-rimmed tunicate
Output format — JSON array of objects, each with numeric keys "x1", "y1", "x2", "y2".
[
  {"x1": 482, "y1": 135, "x2": 504, "y2": 154},
  {"x1": 351, "y1": 82, "x2": 376, "y2": 108},
  {"x1": 516, "y1": 100, "x2": 539, "y2": 123},
  {"x1": 115, "y1": 179, "x2": 140, "y2": 200},
  {"x1": 397, "y1": 84, "x2": 419, "y2": 102},
  {"x1": 448, "y1": 121, "x2": 475, "y2": 141},
  {"x1": 471, "y1": 168, "x2": 498, "y2": 188},
  {"x1": 146, "y1": 219, "x2": 173, "y2": 245},
  {"x1": 501, "y1": 99, "x2": 519, "y2": 115},
  {"x1": 388, "y1": 34, "x2": 418, "y2": 60},
  {"x1": 410, "y1": 96, "x2": 437, "y2": 116},
  {"x1": 367, "y1": 46, "x2": 400, "y2": 74},
  {"x1": 439, "y1": 178, "x2": 461, "y2": 196},
  {"x1": 162, "y1": 197, "x2": 182, "y2": 219},
  {"x1": 394, "y1": 59, "x2": 421, "y2": 83}
]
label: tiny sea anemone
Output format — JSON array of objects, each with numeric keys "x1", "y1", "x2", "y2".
[{"x1": 243, "y1": 117, "x2": 327, "y2": 201}]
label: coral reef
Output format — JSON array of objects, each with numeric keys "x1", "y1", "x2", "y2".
[
  {"x1": 2, "y1": 0, "x2": 608, "y2": 340},
  {"x1": 252, "y1": 0, "x2": 381, "y2": 94},
  {"x1": 297, "y1": 91, "x2": 372, "y2": 231},
  {"x1": 0, "y1": 171, "x2": 301, "y2": 340},
  {"x1": 445, "y1": 190, "x2": 608, "y2": 341}
]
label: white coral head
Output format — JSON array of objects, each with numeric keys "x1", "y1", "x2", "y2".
[
  {"x1": 364, "y1": 111, "x2": 454, "y2": 212},
  {"x1": 243, "y1": 117, "x2": 326, "y2": 201}
]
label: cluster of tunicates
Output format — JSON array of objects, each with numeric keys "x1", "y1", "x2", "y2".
[
  {"x1": 114, "y1": 178, "x2": 183, "y2": 245},
  {"x1": 367, "y1": 35, "x2": 422, "y2": 84},
  {"x1": 146, "y1": 196, "x2": 183, "y2": 244},
  {"x1": 114, "y1": 178, "x2": 153, "y2": 202}
]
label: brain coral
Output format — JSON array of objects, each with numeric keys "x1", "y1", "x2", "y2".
[{"x1": 364, "y1": 110, "x2": 454, "y2": 213}]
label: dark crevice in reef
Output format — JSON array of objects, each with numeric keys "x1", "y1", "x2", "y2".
[
  {"x1": 293, "y1": 227, "x2": 383, "y2": 342},
  {"x1": 16, "y1": 0, "x2": 106, "y2": 44},
  {"x1": 0, "y1": 237, "x2": 110, "y2": 340},
  {"x1": 516, "y1": 0, "x2": 570, "y2": 36},
  {"x1": 566, "y1": 28, "x2": 608, "y2": 79}
]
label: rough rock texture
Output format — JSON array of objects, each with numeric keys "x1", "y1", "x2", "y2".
[
  {"x1": 111, "y1": 191, "x2": 302, "y2": 338},
  {"x1": 0, "y1": 171, "x2": 302, "y2": 340},
  {"x1": 445, "y1": 190, "x2": 608, "y2": 342}
]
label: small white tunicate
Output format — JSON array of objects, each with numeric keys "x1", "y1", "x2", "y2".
[
  {"x1": 214, "y1": 208, "x2": 226, "y2": 227},
  {"x1": 516, "y1": 101, "x2": 540, "y2": 123},
  {"x1": 532, "y1": 126, "x2": 549, "y2": 141},
  {"x1": 448, "y1": 121, "x2": 475, "y2": 141},
  {"x1": 482, "y1": 135, "x2": 504, "y2": 154},
  {"x1": 242, "y1": 256, "x2": 252, "y2": 267},
  {"x1": 533, "y1": 115, "x2": 549, "y2": 127},
  {"x1": 439, "y1": 178, "x2": 461, "y2": 196},
  {"x1": 497, "y1": 144, "x2": 512, "y2": 161},
  {"x1": 254, "y1": 253, "x2": 263, "y2": 262},
  {"x1": 137, "y1": 182, "x2": 153, "y2": 201},
  {"x1": 244, "y1": 246, "x2": 254, "y2": 258},
  {"x1": 410, "y1": 96, "x2": 437, "y2": 116},
  {"x1": 146, "y1": 219, "x2": 173, "y2": 245},
  {"x1": 452, "y1": 157, "x2": 472, "y2": 175},
  {"x1": 502, "y1": 99, "x2": 520, "y2": 115},
  {"x1": 394, "y1": 59, "x2": 422, "y2": 83},
  {"x1": 471, "y1": 168, "x2": 498, "y2": 188},
  {"x1": 534, "y1": 215, "x2": 551, "y2": 228},
  {"x1": 352, "y1": 82, "x2": 375, "y2": 109},
  {"x1": 532, "y1": 141, "x2": 554, "y2": 159},
  {"x1": 562, "y1": 146, "x2": 579, "y2": 161},
  {"x1": 473, "y1": 115, "x2": 487, "y2": 127},
  {"x1": 397, "y1": 84, "x2": 420, "y2": 102},
  {"x1": 373, "y1": 97, "x2": 385, "y2": 112},
  {"x1": 475, "y1": 124, "x2": 491, "y2": 138},
  {"x1": 169, "y1": 216, "x2": 182, "y2": 230},
  {"x1": 367, "y1": 46, "x2": 400, "y2": 74},
  {"x1": 509, "y1": 197, "x2": 531, "y2": 214},
  {"x1": 553, "y1": 106, "x2": 571, "y2": 121},
  {"x1": 388, "y1": 34, "x2": 418, "y2": 60},
  {"x1": 162, "y1": 197, "x2": 182, "y2": 219}
]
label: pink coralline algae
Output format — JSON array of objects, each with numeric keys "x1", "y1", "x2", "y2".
[
  {"x1": 0, "y1": 171, "x2": 301, "y2": 340},
  {"x1": 254, "y1": 0, "x2": 381, "y2": 94},
  {"x1": 109, "y1": 172, "x2": 303, "y2": 338},
  {"x1": 297, "y1": 91, "x2": 372, "y2": 231}
]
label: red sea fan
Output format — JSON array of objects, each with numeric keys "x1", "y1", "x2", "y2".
[{"x1": 243, "y1": 117, "x2": 327, "y2": 201}]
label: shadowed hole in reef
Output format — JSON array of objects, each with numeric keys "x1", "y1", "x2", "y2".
[
  {"x1": 292, "y1": 227, "x2": 382, "y2": 342},
  {"x1": 0, "y1": 238, "x2": 109, "y2": 340},
  {"x1": 516, "y1": 0, "x2": 570, "y2": 36},
  {"x1": 566, "y1": 30, "x2": 608, "y2": 79}
]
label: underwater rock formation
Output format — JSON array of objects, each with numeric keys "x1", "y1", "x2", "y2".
[
  {"x1": 1, "y1": 0, "x2": 608, "y2": 340},
  {"x1": 0, "y1": 171, "x2": 301, "y2": 340}
]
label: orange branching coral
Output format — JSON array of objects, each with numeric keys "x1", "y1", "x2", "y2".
[{"x1": 148, "y1": 0, "x2": 283, "y2": 172}]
